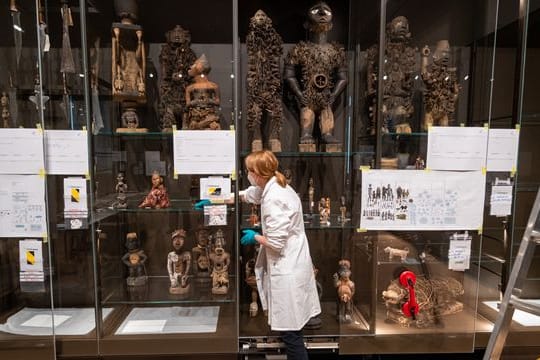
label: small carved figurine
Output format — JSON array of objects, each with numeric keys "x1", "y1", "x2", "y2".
[
  {"x1": 116, "y1": 107, "x2": 148, "y2": 133},
  {"x1": 333, "y1": 259, "x2": 355, "y2": 323},
  {"x1": 184, "y1": 54, "x2": 222, "y2": 130},
  {"x1": 367, "y1": 16, "x2": 417, "y2": 134},
  {"x1": 138, "y1": 171, "x2": 170, "y2": 209},
  {"x1": 114, "y1": 172, "x2": 128, "y2": 209},
  {"x1": 283, "y1": 169, "x2": 293, "y2": 186},
  {"x1": 421, "y1": 40, "x2": 460, "y2": 130},
  {"x1": 167, "y1": 229, "x2": 191, "y2": 294},
  {"x1": 121, "y1": 232, "x2": 147, "y2": 286},
  {"x1": 192, "y1": 226, "x2": 211, "y2": 280},
  {"x1": 414, "y1": 156, "x2": 425, "y2": 170},
  {"x1": 209, "y1": 229, "x2": 230, "y2": 295},
  {"x1": 159, "y1": 25, "x2": 197, "y2": 132},
  {"x1": 384, "y1": 246, "x2": 409, "y2": 262},
  {"x1": 1, "y1": 92, "x2": 10, "y2": 128},
  {"x1": 249, "y1": 203, "x2": 260, "y2": 228},
  {"x1": 284, "y1": 2, "x2": 348, "y2": 152},
  {"x1": 338, "y1": 195, "x2": 349, "y2": 224},
  {"x1": 319, "y1": 196, "x2": 330, "y2": 226},
  {"x1": 245, "y1": 245, "x2": 260, "y2": 317},
  {"x1": 307, "y1": 177, "x2": 315, "y2": 215},
  {"x1": 246, "y1": 10, "x2": 284, "y2": 152}
]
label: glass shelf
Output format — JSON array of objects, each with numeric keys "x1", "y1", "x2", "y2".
[
  {"x1": 95, "y1": 131, "x2": 174, "y2": 139},
  {"x1": 101, "y1": 276, "x2": 237, "y2": 305}
]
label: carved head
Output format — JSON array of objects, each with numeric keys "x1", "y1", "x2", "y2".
[
  {"x1": 433, "y1": 40, "x2": 451, "y2": 66},
  {"x1": 114, "y1": 0, "x2": 138, "y2": 24},
  {"x1": 250, "y1": 9, "x2": 272, "y2": 29},
  {"x1": 213, "y1": 229, "x2": 226, "y2": 249},
  {"x1": 305, "y1": 2, "x2": 333, "y2": 33},
  {"x1": 125, "y1": 232, "x2": 139, "y2": 250},
  {"x1": 117, "y1": 172, "x2": 125, "y2": 182},
  {"x1": 121, "y1": 108, "x2": 139, "y2": 128},
  {"x1": 166, "y1": 25, "x2": 191, "y2": 45},
  {"x1": 0, "y1": 92, "x2": 8, "y2": 106},
  {"x1": 151, "y1": 171, "x2": 163, "y2": 188},
  {"x1": 387, "y1": 16, "x2": 411, "y2": 42},
  {"x1": 196, "y1": 227, "x2": 210, "y2": 246},
  {"x1": 338, "y1": 259, "x2": 351, "y2": 278},
  {"x1": 171, "y1": 229, "x2": 187, "y2": 250},
  {"x1": 188, "y1": 54, "x2": 211, "y2": 76}
]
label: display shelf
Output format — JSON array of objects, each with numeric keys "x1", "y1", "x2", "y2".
[
  {"x1": 241, "y1": 215, "x2": 355, "y2": 230},
  {"x1": 96, "y1": 131, "x2": 174, "y2": 139},
  {"x1": 101, "y1": 276, "x2": 237, "y2": 305},
  {"x1": 382, "y1": 132, "x2": 428, "y2": 137},
  {"x1": 98, "y1": 303, "x2": 237, "y2": 355}
]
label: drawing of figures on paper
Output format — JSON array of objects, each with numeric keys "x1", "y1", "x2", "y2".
[{"x1": 360, "y1": 170, "x2": 485, "y2": 230}]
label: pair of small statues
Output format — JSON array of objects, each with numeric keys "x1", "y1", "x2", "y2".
[
  {"x1": 367, "y1": 16, "x2": 460, "y2": 134},
  {"x1": 247, "y1": 3, "x2": 347, "y2": 152},
  {"x1": 113, "y1": 171, "x2": 171, "y2": 210}
]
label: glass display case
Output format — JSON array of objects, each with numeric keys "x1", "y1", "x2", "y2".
[{"x1": 0, "y1": 0, "x2": 539, "y2": 359}]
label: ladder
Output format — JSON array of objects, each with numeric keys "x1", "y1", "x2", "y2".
[{"x1": 483, "y1": 188, "x2": 540, "y2": 360}]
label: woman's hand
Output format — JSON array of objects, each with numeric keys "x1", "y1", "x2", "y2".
[{"x1": 241, "y1": 229, "x2": 260, "y2": 246}]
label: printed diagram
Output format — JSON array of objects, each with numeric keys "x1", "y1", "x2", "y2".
[{"x1": 363, "y1": 183, "x2": 411, "y2": 222}]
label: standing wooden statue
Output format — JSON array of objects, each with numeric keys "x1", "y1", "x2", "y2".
[
  {"x1": 421, "y1": 40, "x2": 460, "y2": 130},
  {"x1": 367, "y1": 16, "x2": 417, "y2": 134},
  {"x1": 333, "y1": 259, "x2": 355, "y2": 323},
  {"x1": 209, "y1": 229, "x2": 230, "y2": 295},
  {"x1": 284, "y1": 2, "x2": 348, "y2": 152},
  {"x1": 167, "y1": 229, "x2": 191, "y2": 294},
  {"x1": 112, "y1": 0, "x2": 146, "y2": 129},
  {"x1": 159, "y1": 25, "x2": 197, "y2": 132},
  {"x1": 246, "y1": 10, "x2": 283, "y2": 152},
  {"x1": 121, "y1": 232, "x2": 147, "y2": 286}
]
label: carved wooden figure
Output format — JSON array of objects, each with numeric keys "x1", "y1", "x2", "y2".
[
  {"x1": 121, "y1": 232, "x2": 147, "y2": 286},
  {"x1": 138, "y1": 171, "x2": 170, "y2": 209},
  {"x1": 184, "y1": 54, "x2": 221, "y2": 130},
  {"x1": 167, "y1": 229, "x2": 191, "y2": 294},
  {"x1": 284, "y1": 2, "x2": 347, "y2": 152},
  {"x1": 159, "y1": 25, "x2": 197, "y2": 132},
  {"x1": 246, "y1": 10, "x2": 284, "y2": 152},
  {"x1": 333, "y1": 259, "x2": 355, "y2": 323},
  {"x1": 367, "y1": 16, "x2": 417, "y2": 134},
  {"x1": 421, "y1": 40, "x2": 460, "y2": 130},
  {"x1": 209, "y1": 229, "x2": 230, "y2": 295}
]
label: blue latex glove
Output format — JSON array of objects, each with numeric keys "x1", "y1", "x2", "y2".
[
  {"x1": 194, "y1": 199, "x2": 212, "y2": 210},
  {"x1": 241, "y1": 229, "x2": 260, "y2": 246}
]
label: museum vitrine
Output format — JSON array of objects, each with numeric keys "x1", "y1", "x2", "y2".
[{"x1": 0, "y1": 0, "x2": 539, "y2": 359}]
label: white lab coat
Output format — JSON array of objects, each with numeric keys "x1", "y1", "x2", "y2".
[{"x1": 244, "y1": 177, "x2": 321, "y2": 331}]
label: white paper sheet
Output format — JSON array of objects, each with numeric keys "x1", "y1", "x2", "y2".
[
  {"x1": 427, "y1": 126, "x2": 488, "y2": 171},
  {"x1": 173, "y1": 130, "x2": 235, "y2": 175},
  {"x1": 487, "y1": 128, "x2": 520, "y2": 172},
  {"x1": 0, "y1": 128, "x2": 45, "y2": 174},
  {"x1": 360, "y1": 170, "x2": 486, "y2": 230},
  {"x1": 44, "y1": 130, "x2": 89, "y2": 175},
  {"x1": 200, "y1": 176, "x2": 231, "y2": 201},
  {"x1": 0, "y1": 175, "x2": 47, "y2": 237},
  {"x1": 121, "y1": 320, "x2": 167, "y2": 334},
  {"x1": 21, "y1": 314, "x2": 70, "y2": 327}
]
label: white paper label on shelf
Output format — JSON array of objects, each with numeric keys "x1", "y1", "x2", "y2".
[
  {"x1": 0, "y1": 175, "x2": 47, "y2": 237},
  {"x1": 173, "y1": 130, "x2": 235, "y2": 175},
  {"x1": 448, "y1": 232, "x2": 472, "y2": 271},
  {"x1": 360, "y1": 170, "x2": 485, "y2": 230},
  {"x1": 44, "y1": 130, "x2": 89, "y2": 175},
  {"x1": 427, "y1": 126, "x2": 488, "y2": 171},
  {"x1": 63, "y1": 177, "x2": 88, "y2": 219},
  {"x1": 0, "y1": 128, "x2": 45, "y2": 174},
  {"x1": 204, "y1": 204, "x2": 227, "y2": 226},
  {"x1": 489, "y1": 184, "x2": 513, "y2": 217}
]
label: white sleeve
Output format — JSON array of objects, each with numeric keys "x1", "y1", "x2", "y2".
[
  {"x1": 262, "y1": 198, "x2": 290, "y2": 252},
  {"x1": 243, "y1": 186, "x2": 263, "y2": 204}
]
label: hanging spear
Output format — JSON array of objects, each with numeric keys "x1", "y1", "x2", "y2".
[
  {"x1": 60, "y1": 0, "x2": 75, "y2": 74},
  {"x1": 9, "y1": 0, "x2": 23, "y2": 68}
]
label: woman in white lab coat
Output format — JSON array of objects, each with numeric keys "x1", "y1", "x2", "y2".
[{"x1": 240, "y1": 150, "x2": 321, "y2": 360}]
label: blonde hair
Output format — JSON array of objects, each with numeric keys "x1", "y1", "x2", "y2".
[{"x1": 245, "y1": 150, "x2": 287, "y2": 187}]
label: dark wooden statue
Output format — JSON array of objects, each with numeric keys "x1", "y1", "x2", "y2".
[
  {"x1": 246, "y1": 10, "x2": 284, "y2": 152},
  {"x1": 421, "y1": 40, "x2": 460, "y2": 130},
  {"x1": 159, "y1": 25, "x2": 197, "y2": 132},
  {"x1": 367, "y1": 16, "x2": 417, "y2": 134},
  {"x1": 284, "y1": 2, "x2": 347, "y2": 152}
]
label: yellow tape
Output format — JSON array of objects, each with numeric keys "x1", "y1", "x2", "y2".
[
  {"x1": 42, "y1": 234, "x2": 48, "y2": 243},
  {"x1": 36, "y1": 123, "x2": 43, "y2": 134},
  {"x1": 85, "y1": 172, "x2": 91, "y2": 180},
  {"x1": 229, "y1": 125, "x2": 235, "y2": 131},
  {"x1": 427, "y1": 124, "x2": 432, "y2": 131},
  {"x1": 460, "y1": 123, "x2": 465, "y2": 127},
  {"x1": 478, "y1": 227, "x2": 483, "y2": 235},
  {"x1": 511, "y1": 167, "x2": 516, "y2": 177},
  {"x1": 82, "y1": 126, "x2": 87, "y2": 131},
  {"x1": 359, "y1": 166, "x2": 370, "y2": 172},
  {"x1": 356, "y1": 228, "x2": 368, "y2": 233},
  {"x1": 231, "y1": 170, "x2": 237, "y2": 181},
  {"x1": 483, "y1": 123, "x2": 489, "y2": 129},
  {"x1": 38, "y1": 168, "x2": 46, "y2": 178},
  {"x1": 172, "y1": 125, "x2": 177, "y2": 134},
  {"x1": 515, "y1": 124, "x2": 521, "y2": 130},
  {"x1": 173, "y1": 171, "x2": 178, "y2": 180},
  {"x1": 481, "y1": 167, "x2": 487, "y2": 175},
  {"x1": 424, "y1": 167, "x2": 431, "y2": 172}
]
